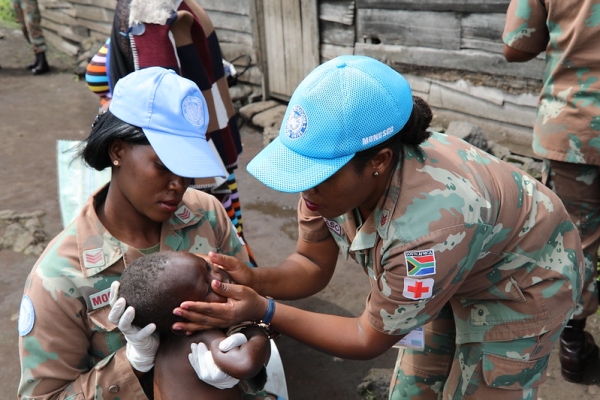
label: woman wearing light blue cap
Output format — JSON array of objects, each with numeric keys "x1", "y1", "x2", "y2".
[
  {"x1": 17, "y1": 67, "x2": 259, "y2": 399},
  {"x1": 174, "y1": 56, "x2": 584, "y2": 399}
]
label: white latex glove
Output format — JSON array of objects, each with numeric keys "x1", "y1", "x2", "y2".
[
  {"x1": 108, "y1": 282, "x2": 159, "y2": 373},
  {"x1": 218, "y1": 332, "x2": 248, "y2": 352},
  {"x1": 189, "y1": 342, "x2": 240, "y2": 389}
]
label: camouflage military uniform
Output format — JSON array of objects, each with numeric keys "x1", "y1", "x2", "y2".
[
  {"x1": 17, "y1": 185, "x2": 250, "y2": 399},
  {"x1": 298, "y1": 132, "x2": 584, "y2": 399},
  {"x1": 11, "y1": 0, "x2": 46, "y2": 53},
  {"x1": 503, "y1": 0, "x2": 600, "y2": 319}
]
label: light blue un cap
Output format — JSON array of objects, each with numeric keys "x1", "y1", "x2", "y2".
[
  {"x1": 246, "y1": 55, "x2": 413, "y2": 193},
  {"x1": 109, "y1": 67, "x2": 227, "y2": 179}
]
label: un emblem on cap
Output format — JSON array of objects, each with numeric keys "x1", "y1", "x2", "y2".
[
  {"x1": 182, "y1": 95, "x2": 206, "y2": 127},
  {"x1": 286, "y1": 105, "x2": 308, "y2": 140}
]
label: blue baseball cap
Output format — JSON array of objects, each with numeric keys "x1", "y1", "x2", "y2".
[
  {"x1": 109, "y1": 67, "x2": 227, "y2": 179},
  {"x1": 247, "y1": 55, "x2": 414, "y2": 193}
]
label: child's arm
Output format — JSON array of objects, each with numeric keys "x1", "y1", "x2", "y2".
[{"x1": 204, "y1": 326, "x2": 271, "y2": 379}]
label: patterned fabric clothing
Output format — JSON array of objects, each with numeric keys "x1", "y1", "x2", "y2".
[
  {"x1": 17, "y1": 185, "x2": 250, "y2": 399},
  {"x1": 503, "y1": 0, "x2": 600, "y2": 166},
  {"x1": 298, "y1": 132, "x2": 584, "y2": 396},
  {"x1": 109, "y1": 0, "x2": 243, "y2": 175},
  {"x1": 503, "y1": 0, "x2": 600, "y2": 321},
  {"x1": 11, "y1": 0, "x2": 46, "y2": 53},
  {"x1": 85, "y1": 38, "x2": 112, "y2": 106}
]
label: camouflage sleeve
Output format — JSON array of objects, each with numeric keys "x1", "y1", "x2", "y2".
[
  {"x1": 18, "y1": 269, "x2": 146, "y2": 399},
  {"x1": 297, "y1": 197, "x2": 332, "y2": 242},
  {"x1": 503, "y1": 0, "x2": 549, "y2": 54},
  {"x1": 366, "y1": 225, "x2": 481, "y2": 336}
]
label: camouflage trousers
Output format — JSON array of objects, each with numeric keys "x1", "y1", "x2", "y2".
[
  {"x1": 389, "y1": 304, "x2": 566, "y2": 400},
  {"x1": 543, "y1": 159, "x2": 600, "y2": 318},
  {"x1": 11, "y1": 0, "x2": 46, "y2": 53}
]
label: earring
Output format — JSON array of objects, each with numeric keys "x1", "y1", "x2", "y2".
[
  {"x1": 113, "y1": 160, "x2": 119, "y2": 166},
  {"x1": 373, "y1": 171, "x2": 379, "y2": 176}
]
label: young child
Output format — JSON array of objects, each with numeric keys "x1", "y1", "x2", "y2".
[{"x1": 119, "y1": 251, "x2": 272, "y2": 399}]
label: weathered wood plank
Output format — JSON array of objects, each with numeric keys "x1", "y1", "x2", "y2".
[
  {"x1": 213, "y1": 29, "x2": 253, "y2": 46},
  {"x1": 206, "y1": 11, "x2": 252, "y2": 34},
  {"x1": 72, "y1": 4, "x2": 113, "y2": 23},
  {"x1": 427, "y1": 80, "x2": 536, "y2": 127},
  {"x1": 42, "y1": 28, "x2": 80, "y2": 55},
  {"x1": 461, "y1": 13, "x2": 506, "y2": 41},
  {"x1": 77, "y1": 18, "x2": 112, "y2": 36},
  {"x1": 42, "y1": 8, "x2": 79, "y2": 26},
  {"x1": 63, "y1": 0, "x2": 115, "y2": 10},
  {"x1": 357, "y1": 9, "x2": 461, "y2": 50},
  {"x1": 282, "y1": 0, "x2": 303, "y2": 94},
  {"x1": 41, "y1": 18, "x2": 86, "y2": 43},
  {"x1": 321, "y1": 20, "x2": 355, "y2": 46},
  {"x1": 355, "y1": 0, "x2": 510, "y2": 13},
  {"x1": 198, "y1": 0, "x2": 251, "y2": 16},
  {"x1": 319, "y1": 1, "x2": 355, "y2": 25},
  {"x1": 264, "y1": 0, "x2": 286, "y2": 97},
  {"x1": 320, "y1": 43, "x2": 354, "y2": 61},
  {"x1": 461, "y1": 38, "x2": 504, "y2": 54},
  {"x1": 355, "y1": 43, "x2": 545, "y2": 79},
  {"x1": 300, "y1": 0, "x2": 320, "y2": 78}
]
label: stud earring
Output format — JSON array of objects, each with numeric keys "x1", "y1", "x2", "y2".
[
  {"x1": 373, "y1": 171, "x2": 379, "y2": 176},
  {"x1": 113, "y1": 160, "x2": 119, "y2": 166}
]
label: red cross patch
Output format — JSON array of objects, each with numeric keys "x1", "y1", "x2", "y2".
[{"x1": 402, "y1": 277, "x2": 434, "y2": 300}]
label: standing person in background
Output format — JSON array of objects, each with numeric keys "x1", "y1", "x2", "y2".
[
  {"x1": 85, "y1": 0, "x2": 258, "y2": 266},
  {"x1": 503, "y1": 0, "x2": 600, "y2": 384},
  {"x1": 11, "y1": 0, "x2": 49, "y2": 75}
]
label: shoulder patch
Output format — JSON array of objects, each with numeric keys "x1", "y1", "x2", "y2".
[
  {"x1": 405, "y1": 250, "x2": 436, "y2": 277},
  {"x1": 324, "y1": 218, "x2": 342, "y2": 236},
  {"x1": 175, "y1": 205, "x2": 194, "y2": 223},
  {"x1": 403, "y1": 277, "x2": 434, "y2": 300},
  {"x1": 18, "y1": 295, "x2": 35, "y2": 336},
  {"x1": 83, "y1": 248, "x2": 106, "y2": 268}
]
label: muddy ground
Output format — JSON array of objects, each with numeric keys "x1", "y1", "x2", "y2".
[{"x1": 1, "y1": 21, "x2": 599, "y2": 399}]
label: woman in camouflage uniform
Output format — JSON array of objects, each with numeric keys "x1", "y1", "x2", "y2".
[
  {"x1": 173, "y1": 56, "x2": 585, "y2": 400},
  {"x1": 17, "y1": 67, "x2": 250, "y2": 399}
]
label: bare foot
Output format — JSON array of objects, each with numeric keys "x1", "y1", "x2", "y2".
[{"x1": 171, "y1": 10, "x2": 193, "y2": 47}]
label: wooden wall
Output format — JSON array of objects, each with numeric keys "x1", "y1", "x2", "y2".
[{"x1": 38, "y1": 0, "x2": 543, "y2": 156}]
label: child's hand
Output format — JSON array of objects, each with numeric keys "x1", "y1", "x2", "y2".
[{"x1": 218, "y1": 332, "x2": 248, "y2": 352}]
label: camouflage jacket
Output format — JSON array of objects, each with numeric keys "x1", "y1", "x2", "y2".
[
  {"x1": 299, "y1": 132, "x2": 584, "y2": 344},
  {"x1": 503, "y1": 0, "x2": 600, "y2": 165},
  {"x1": 18, "y1": 185, "x2": 249, "y2": 399}
]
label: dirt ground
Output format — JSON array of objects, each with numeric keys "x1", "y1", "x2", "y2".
[{"x1": 1, "y1": 21, "x2": 599, "y2": 399}]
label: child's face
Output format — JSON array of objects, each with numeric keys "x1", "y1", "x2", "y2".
[{"x1": 187, "y1": 254, "x2": 233, "y2": 303}]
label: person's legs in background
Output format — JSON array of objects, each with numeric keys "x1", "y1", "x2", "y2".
[
  {"x1": 544, "y1": 159, "x2": 600, "y2": 383},
  {"x1": 11, "y1": 0, "x2": 49, "y2": 75}
]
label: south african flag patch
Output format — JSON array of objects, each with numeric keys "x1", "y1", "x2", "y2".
[{"x1": 405, "y1": 249, "x2": 436, "y2": 276}]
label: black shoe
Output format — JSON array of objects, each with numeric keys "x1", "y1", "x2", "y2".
[
  {"x1": 25, "y1": 59, "x2": 37, "y2": 70},
  {"x1": 31, "y1": 52, "x2": 50, "y2": 75},
  {"x1": 559, "y1": 319, "x2": 600, "y2": 383}
]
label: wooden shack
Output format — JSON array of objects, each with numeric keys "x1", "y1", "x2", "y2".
[{"x1": 38, "y1": 0, "x2": 544, "y2": 156}]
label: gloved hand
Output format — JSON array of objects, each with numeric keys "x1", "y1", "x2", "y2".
[
  {"x1": 218, "y1": 332, "x2": 248, "y2": 352},
  {"x1": 189, "y1": 342, "x2": 240, "y2": 389},
  {"x1": 108, "y1": 281, "x2": 159, "y2": 373}
]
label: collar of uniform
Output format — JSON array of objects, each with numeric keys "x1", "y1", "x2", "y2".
[
  {"x1": 373, "y1": 158, "x2": 402, "y2": 240},
  {"x1": 167, "y1": 189, "x2": 205, "y2": 230},
  {"x1": 76, "y1": 185, "x2": 128, "y2": 278}
]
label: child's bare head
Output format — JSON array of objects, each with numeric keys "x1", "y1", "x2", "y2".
[{"x1": 119, "y1": 251, "x2": 232, "y2": 332}]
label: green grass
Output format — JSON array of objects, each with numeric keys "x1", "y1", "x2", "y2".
[{"x1": 0, "y1": 0, "x2": 15, "y2": 23}]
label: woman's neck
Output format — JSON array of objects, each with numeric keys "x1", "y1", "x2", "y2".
[{"x1": 97, "y1": 191, "x2": 162, "y2": 250}]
